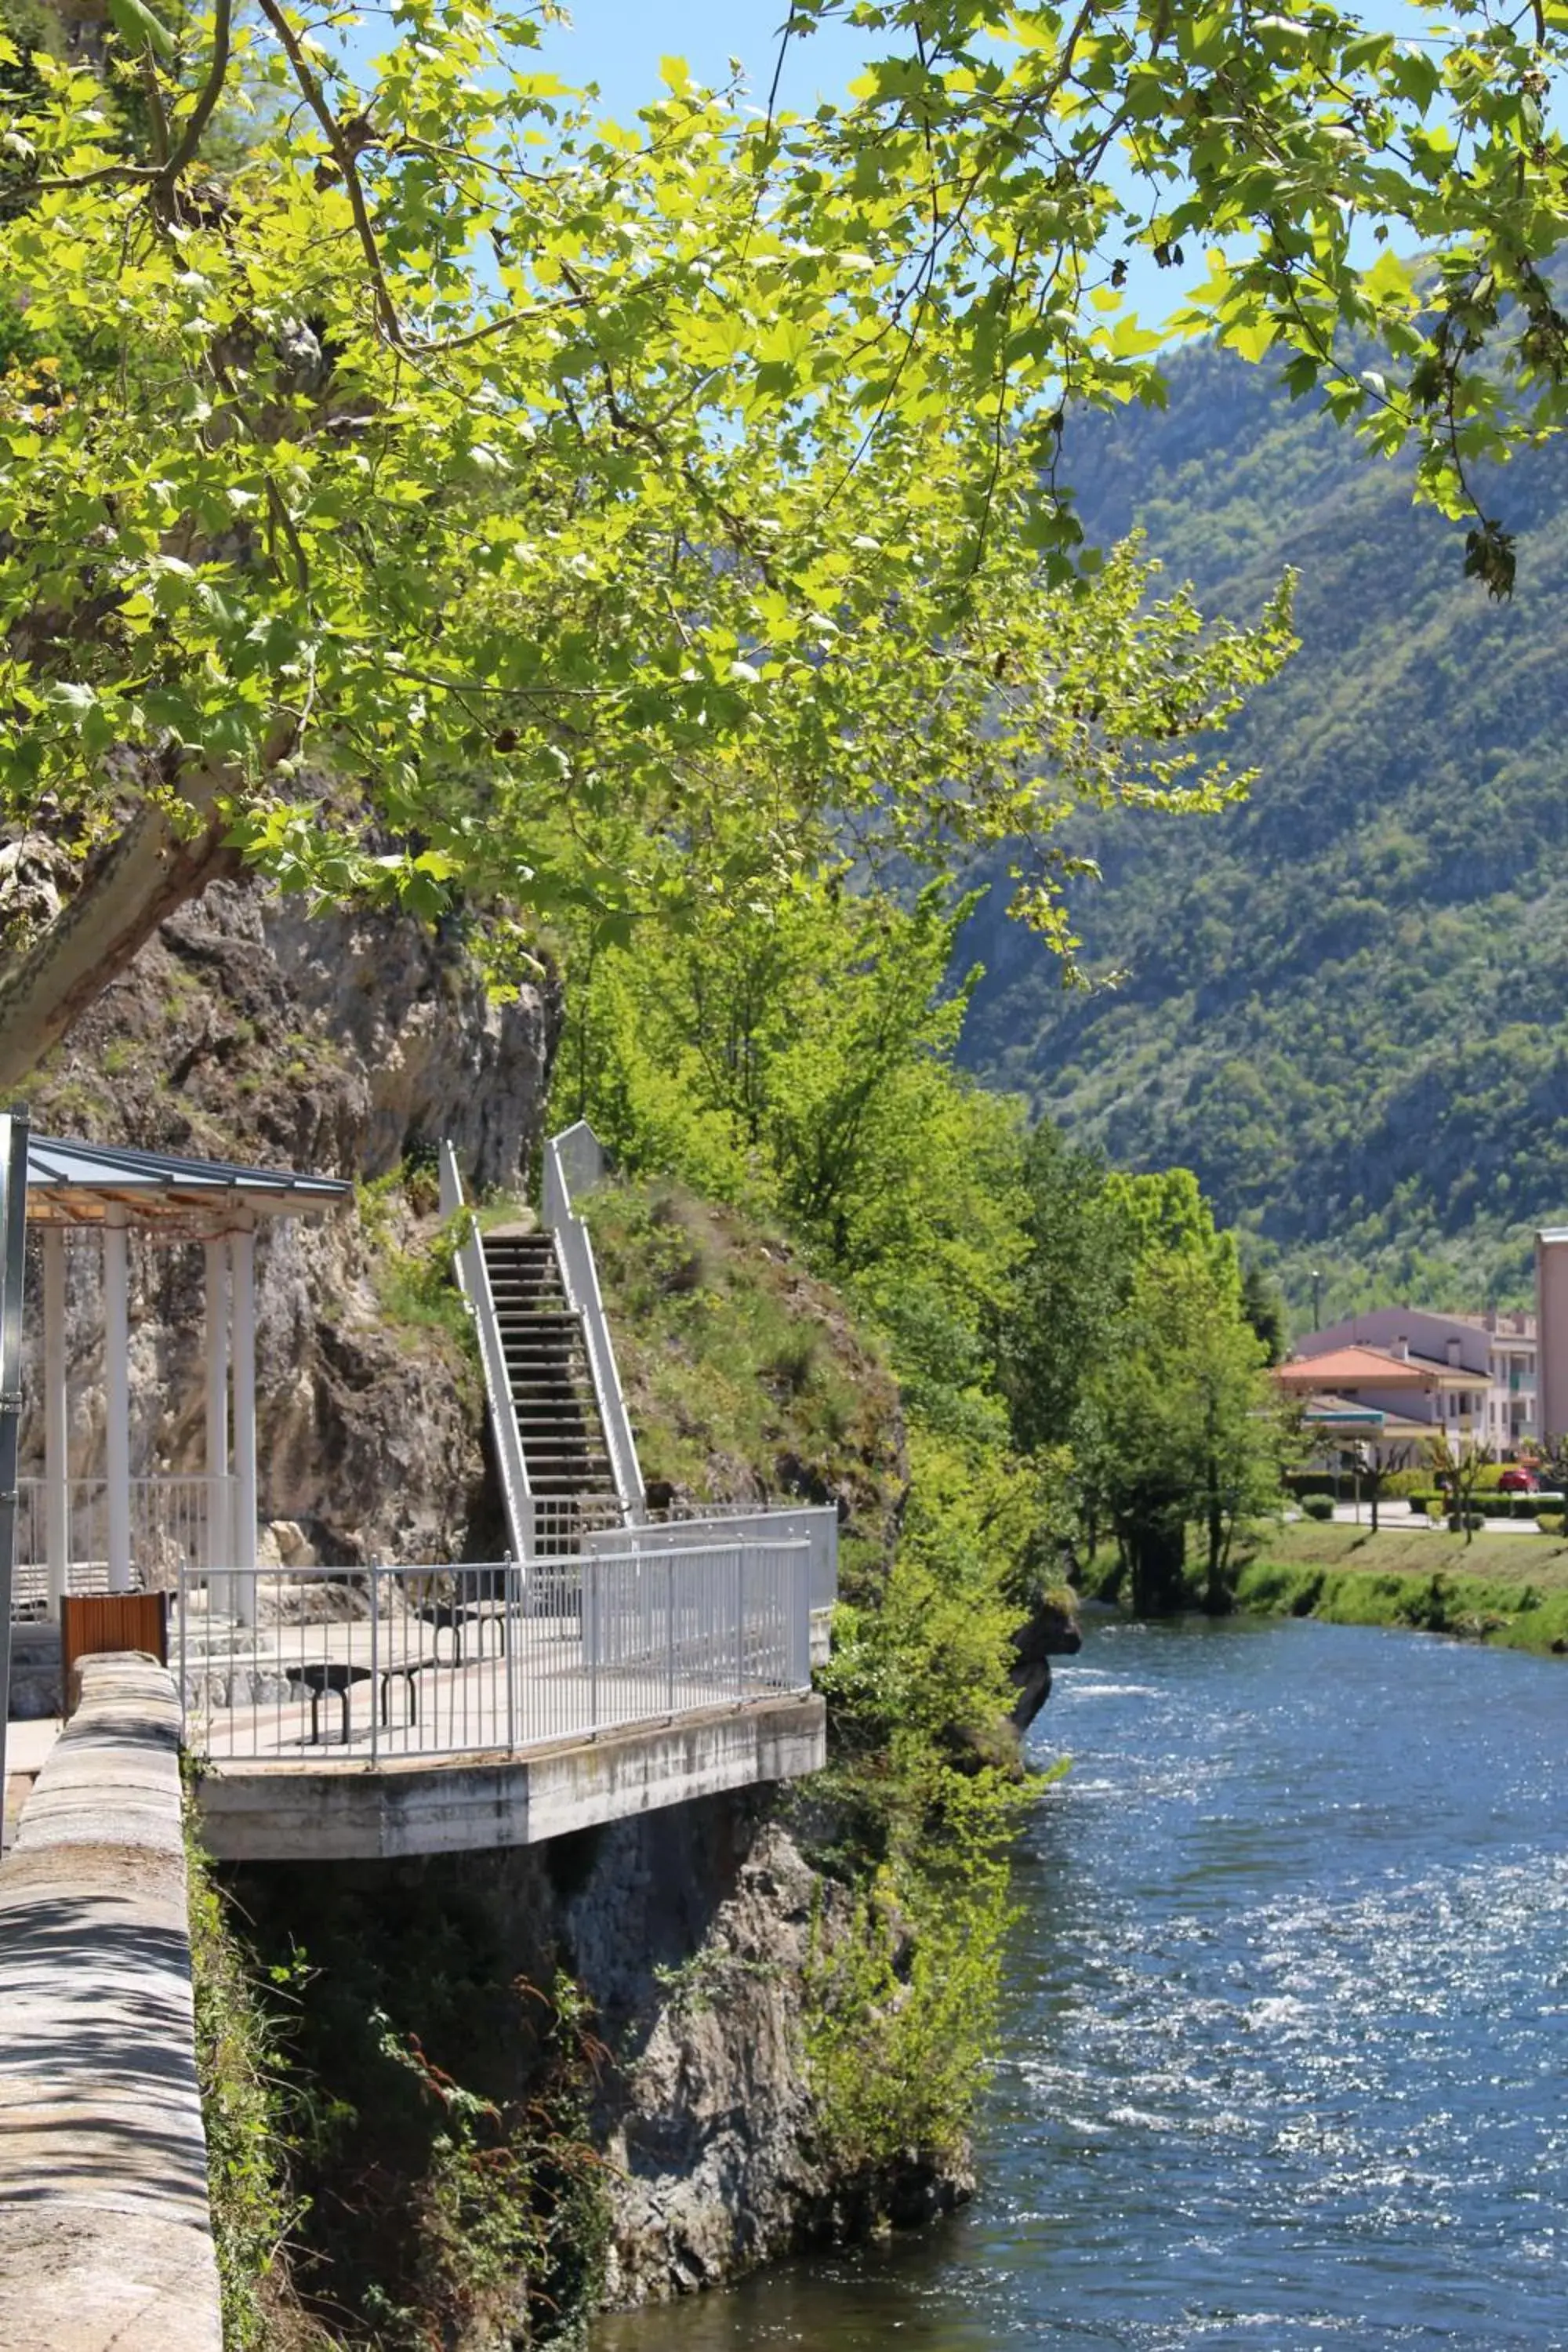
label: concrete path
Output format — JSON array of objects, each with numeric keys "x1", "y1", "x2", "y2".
[
  {"x1": 0, "y1": 1656, "x2": 222, "y2": 2352},
  {"x1": 1326, "y1": 1503, "x2": 1544, "y2": 1534}
]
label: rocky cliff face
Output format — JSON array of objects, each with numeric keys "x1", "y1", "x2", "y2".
[
  {"x1": 6, "y1": 842, "x2": 559, "y2": 1563},
  {"x1": 239, "y1": 1784, "x2": 968, "y2": 2340}
]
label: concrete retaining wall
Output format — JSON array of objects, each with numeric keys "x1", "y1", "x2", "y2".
[{"x1": 0, "y1": 1653, "x2": 223, "y2": 2352}]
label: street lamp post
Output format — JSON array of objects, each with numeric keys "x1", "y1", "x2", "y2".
[{"x1": 1311, "y1": 1268, "x2": 1323, "y2": 1330}]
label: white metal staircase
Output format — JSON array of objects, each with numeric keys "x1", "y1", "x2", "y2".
[
  {"x1": 440, "y1": 1124, "x2": 834, "y2": 1649},
  {"x1": 481, "y1": 1229, "x2": 618, "y2": 1526},
  {"x1": 440, "y1": 1125, "x2": 644, "y2": 1558}
]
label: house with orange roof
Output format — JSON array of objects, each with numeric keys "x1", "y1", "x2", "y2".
[{"x1": 1273, "y1": 1341, "x2": 1478, "y2": 1465}]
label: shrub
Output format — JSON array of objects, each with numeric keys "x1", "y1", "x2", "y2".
[
  {"x1": 1300, "y1": 1494, "x2": 1334, "y2": 1522},
  {"x1": 183, "y1": 1780, "x2": 305, "y2": 2350},
  {"x1": 1383, "y1": 1468, "x2": 1430, "y2": 1499},
  {"x1": 1537, "y1": 1513, "x2": 1564, "y2": 1537}
]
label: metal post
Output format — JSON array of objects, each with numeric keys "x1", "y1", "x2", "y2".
[
  {"x1": 735, "y1": 1544, "x2": 745, "y2": 1699},
  {"x1": 587, "y1": 1557, "x2": 598, "y2": 1730},
  {"x1": 103, "y1": 1208, "x2": 131, "y2": 1592},
  {"x1": 369, "y1": 1563, "x2": 379, "y2": 1765},
  {"x1": 42, "y1": 1225, "x2": 68, "y2": 1619},
  {"x1": 505, "y1": 1554, "x2": 517, "y2": 1752},
  {"x1": 203, "y1": 1237, "x2": 230, "y2": 1615},
  {"x1": 0, "y1": 1109, "x2": 31, "y2": 1849},
  {"x1": 666, "y1": 1555, "x2": 675, "y2": 1715},
  {"x1": 230, "y1": 1227, "x2": 257, "y2": 1629}
]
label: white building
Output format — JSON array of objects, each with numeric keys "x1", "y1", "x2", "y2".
[{"x1": 1293, "y1": 1305, "x2": 1535, "y2": 1458}]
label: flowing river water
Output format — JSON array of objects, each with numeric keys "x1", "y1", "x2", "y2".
[{"x1": 595, "y1": 1613, "x2": 1568, "y2": 2350}]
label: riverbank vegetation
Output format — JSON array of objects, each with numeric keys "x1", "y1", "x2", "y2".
[
  {"x1": 183, "y1": 1783, "x2": 322, "y2": 2352},
  {"x1": 564, "y1": 877, "x2": 1047, "y2": 2182},
  {"x1": 1236, "y1": 1521, "x2": 1568, "y2": 1657},
  {"x1": 555, "y1": 855, "x2": 1292, "y2": 2178}
]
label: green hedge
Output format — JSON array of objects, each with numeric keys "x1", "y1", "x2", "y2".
[
  {"x1": 1404, "y1": 1491, "x2": 1563, "y2": 1521},
  {"x1": 1288, "y1": 1480, "x2": 1564, "y2": 1522}
]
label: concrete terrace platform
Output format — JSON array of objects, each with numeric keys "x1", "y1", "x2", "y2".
[
  {"x1": 197, "y1": 1690, "x2": 826, "y2": 1860},
  {"x1": 0, "y1": 1657, "x2": 221, "y2": 2352}
]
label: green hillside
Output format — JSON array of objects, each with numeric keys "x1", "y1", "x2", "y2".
[{"x1": 956, "y1": 339, "x2": 1568, "y2": 1319}]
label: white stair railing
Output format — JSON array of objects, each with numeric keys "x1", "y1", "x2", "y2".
[
  {"x1": 439, "y1": 1143, "x2": 534, "y2": 1564},
  {"x1": 541, "y1": 1123, "x2": 647, "y2": 1524}
]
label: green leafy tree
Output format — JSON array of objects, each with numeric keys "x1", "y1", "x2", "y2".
[
  {"x1": 559, "y1": 874, "x2": 1030, "y2": 1327},
  {"x1": 10, "y1": 0, "x2": 1564, "y2": 1079},
  {"x1": 999, "y1": 1119, "x2": 1127, "y2": 1456},
  {"x1": 1241, "y1": 1261, "x2": 1289, "y2": 1366},
  {"x1": 1076, "y1": 1243, "x2": 1287, "y2": 1610},
  {"x1": 0, "y1": 0, "x2": 1300, "y2": 1087}
]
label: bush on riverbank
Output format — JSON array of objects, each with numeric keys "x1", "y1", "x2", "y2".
[
  {"x1": 586, "y1": 1177, "x2": 1038, "y2": 2183},
  {"x1": 183, "y1": 1782, "x2": 327, "y2": 2352}
]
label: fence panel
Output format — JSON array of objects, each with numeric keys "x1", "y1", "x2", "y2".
[
  {"x1": 11, "y1": 1474, "x2": 234, "y2": 1619},
  {"x1": 179, "y1": 1537, "x2": 814, "y2": 1763}
]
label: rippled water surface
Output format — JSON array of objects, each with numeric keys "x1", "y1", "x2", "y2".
[{"x1": 594, "y1": 1615, "x2": 1568, "y2": 2350}]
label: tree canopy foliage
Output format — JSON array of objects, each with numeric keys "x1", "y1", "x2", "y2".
[
  {"x1": 0, "y1": 0, "x2": 1311, "y2": 1090},
  {"x1": 6, "y1": 0, "x2": 1567, "y2": 1084},
  {"x1": 787, "y1": 0, "x2": 1568, "y2": 597}
]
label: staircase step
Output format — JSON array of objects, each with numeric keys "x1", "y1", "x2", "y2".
[{"x1": 478, "y1": 1230, "x2": 621, "y2": 1505}]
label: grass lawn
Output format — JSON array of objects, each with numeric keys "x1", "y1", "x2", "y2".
[{"x1": 1236, "y1": 1519, "x2": 1568, "y2": 1656}]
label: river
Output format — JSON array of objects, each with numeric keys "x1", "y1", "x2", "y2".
[{"x1": 595, "y1": 1613, "x2": 1568, "y2": 2350}]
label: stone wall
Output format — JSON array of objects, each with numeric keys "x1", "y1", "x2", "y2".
[
  {"x1": 234, "y1": 1780, "x2": 967, "y2": 2326},
  {"x1": 0, "y1": 1654, "x2": 222, "y2": 2352}
]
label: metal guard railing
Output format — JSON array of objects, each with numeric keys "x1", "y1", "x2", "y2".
[
  {"x1": 593, "y1": 1501, "x2": 838, "y2": 1612},
  {"x1": 439, "y1": 1142, "x2": 533, "y2": 1564},
  {"x1": 177, "y1": 1536, "x2": 812, "y2": 1764},
  {"x1": 9, "y1": 1472, "x2": 237, "y2": 1618},
  {"x1": 541, "y1": 1123, "x2": 646, "y2": 1523}
]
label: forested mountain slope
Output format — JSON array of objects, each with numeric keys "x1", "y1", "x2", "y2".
[{"x1": 957, "y1": 341, "x2": 1568, "y2": 1312}]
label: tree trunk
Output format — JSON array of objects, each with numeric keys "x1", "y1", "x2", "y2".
[
  {"x1": 0, "y1": 782, "x2": 239, "y2": 1095},
  {"x1": 1205, "y1": 1450, "x2": 1223, "y2": 1602},
  {"x1": 1130, "y1": 1514, "x2": 1186, "y2": 1614}
]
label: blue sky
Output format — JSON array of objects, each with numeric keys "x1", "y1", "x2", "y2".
[{"x1": 534, "y1": 2, "x2": 866, "y2": 114}]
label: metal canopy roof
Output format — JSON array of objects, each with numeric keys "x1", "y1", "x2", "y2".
[{"x1": 25, "y1": 1133, "x2": 350, "y2": 1232}]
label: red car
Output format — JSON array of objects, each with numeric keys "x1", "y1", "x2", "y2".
[{"x1": 1498, "y1": 1466, "x2": 1540, "y2": 1494}]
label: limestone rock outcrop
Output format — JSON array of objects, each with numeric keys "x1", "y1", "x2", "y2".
[{"x1": 10, "y1": 851, "x2": 559, "y2": 1565}]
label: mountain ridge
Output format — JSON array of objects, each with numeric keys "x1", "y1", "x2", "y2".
[{"x1": 956, "y1": 338, "x2": 1568, "y2": 1317}]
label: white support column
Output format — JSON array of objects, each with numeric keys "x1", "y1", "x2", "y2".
[
  {"x1": 230, "y1": 1226, "x2": 257, "y2": 1628},
  {"x1": 103, "y1": 1210, "x2": 131, "y2": 1594},
  {"x1": 204, "y1": 1238, "x2": 231, "y2": 1613},
  {"x1": 42, "y1": 1227, "x2": 69, "y2": 1620}
]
